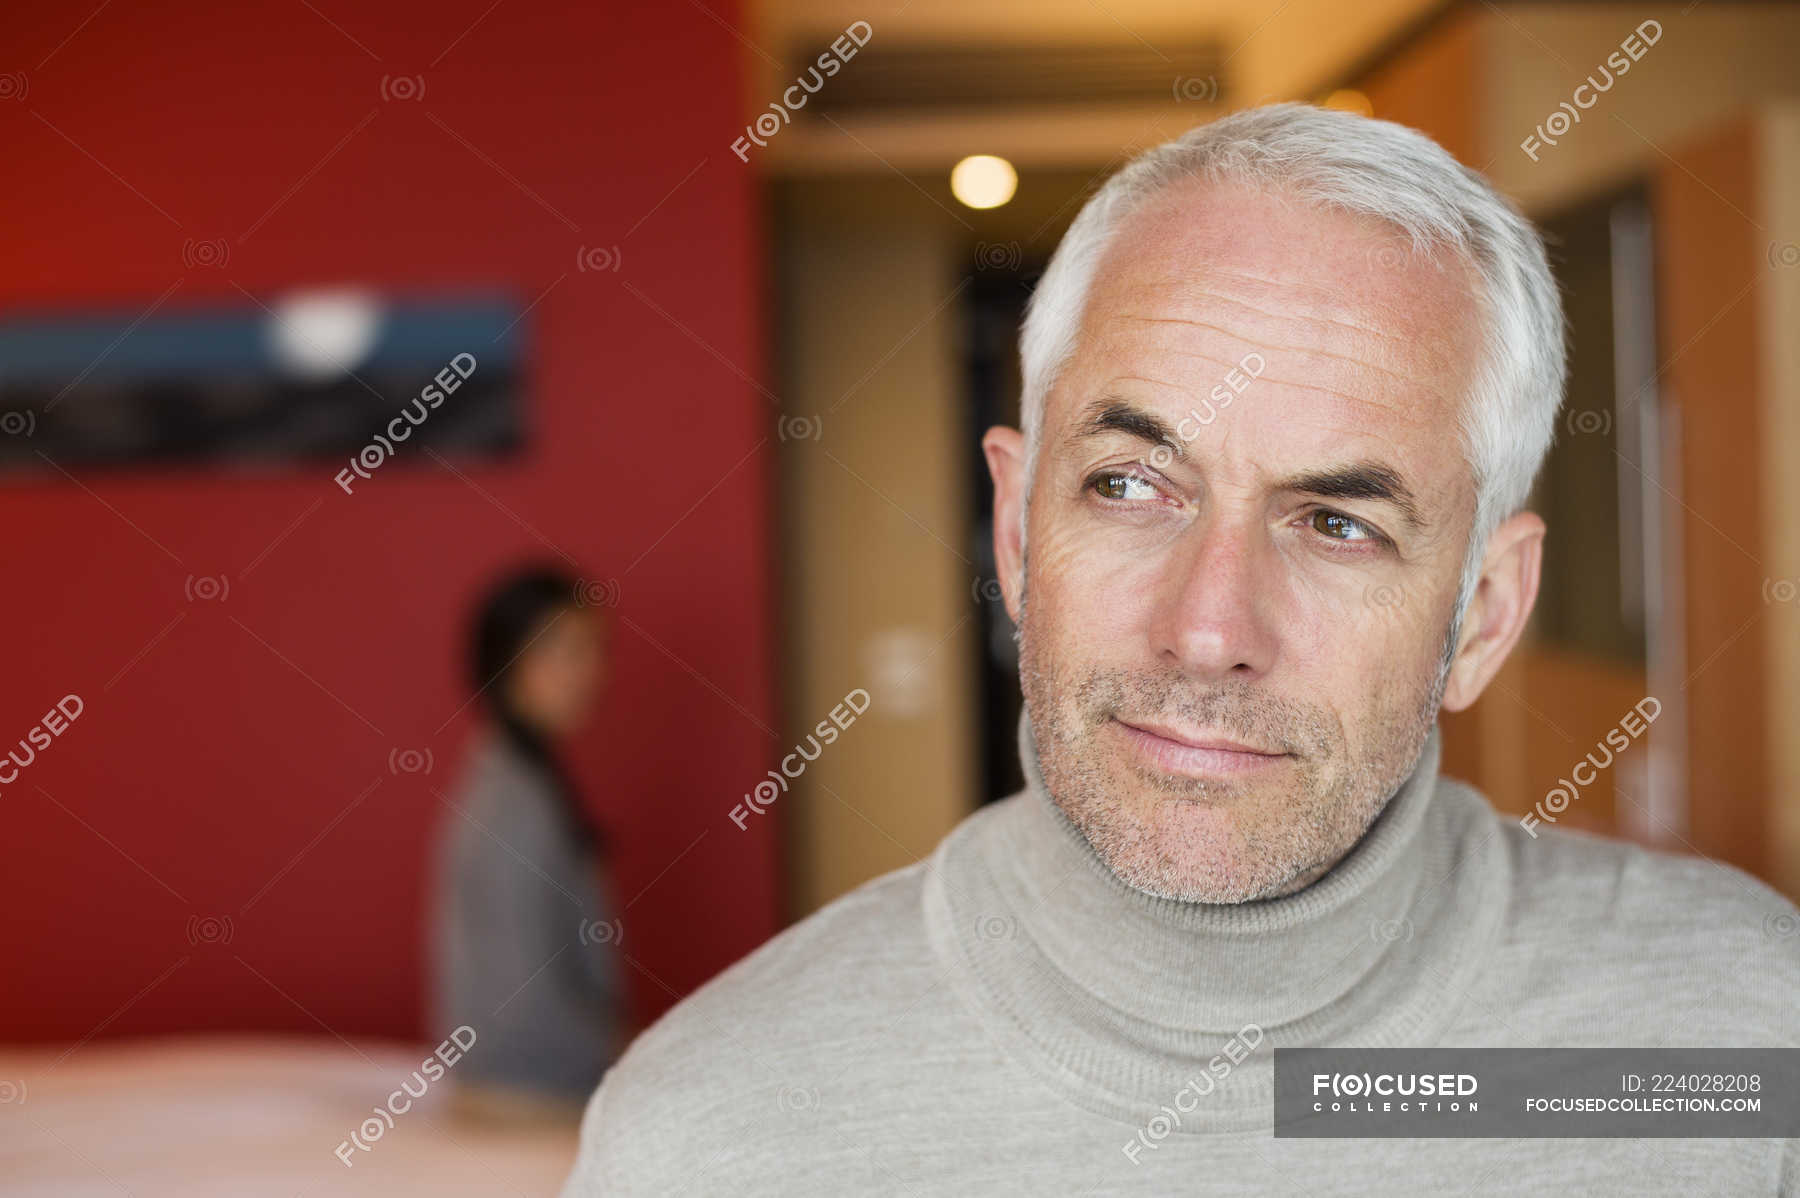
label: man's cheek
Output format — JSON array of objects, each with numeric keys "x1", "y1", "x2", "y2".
[
  {"x1": 1027, "y1": 540, "x2": 1103, "y2": 630},
  {"x1": 1288, "y1": 572, "x2": 1420, "y2": 654},
  {"x1": 1284, "y1": 562, "x2": 1388, "y2": 626},
  {"x1": 1027, "y1": 515, "x2": 1102, "y2": 585},
  {"x1": 1061, "y1": 577, "x2": 1158, "y2": 662},
  {"x1": 1040, "y1": 529, "x2": 1164, "y2": 609}
]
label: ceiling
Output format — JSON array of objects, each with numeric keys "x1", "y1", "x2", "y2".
[{"x1": 743, "y1": 0, "x2": 1447, "y2": 170}]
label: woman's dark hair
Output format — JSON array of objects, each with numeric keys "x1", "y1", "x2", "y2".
[{"x1": 468, "y1": 564, "x2": 606, "y2": 855}]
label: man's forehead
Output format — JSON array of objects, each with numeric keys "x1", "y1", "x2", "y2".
[
  {"x1": 1074, "y1": 178, "x2": 1482, "y2": 379},
  {"x1": 1046, "y1": 180, "x2": 1482, "y2": 447}
]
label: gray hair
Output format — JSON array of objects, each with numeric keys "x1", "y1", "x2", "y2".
[{"x1": 1017, "y1": 102, "x2": 1567, "y2": 619}]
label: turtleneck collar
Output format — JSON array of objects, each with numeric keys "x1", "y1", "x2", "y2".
[{"x1": 922, "y1": 708, "x2": 1508, "y2": 1131}]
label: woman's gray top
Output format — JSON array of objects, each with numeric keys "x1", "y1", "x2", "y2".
[{"x1": 429, "y1": 730, "x2": 622, "y2": 1099}]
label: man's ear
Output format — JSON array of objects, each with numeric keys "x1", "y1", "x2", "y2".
[
  {"x1": 1440, "y1": 510, "x2": 1545, "y2": 712},
  {"x1": 981, "y1": 426, "x2": 1027, "y2": 626}
]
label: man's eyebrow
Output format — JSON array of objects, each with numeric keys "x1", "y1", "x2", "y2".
[
  {"x1": 1069, "y1": 400, "x2": 1426, "y2": 532},
  {"x1": 1281, "y1": 463, "x2": 1425, "y2": 531},
  {"x1": 1073, "y1": 398, "x2": 1181, "y2": 457}
]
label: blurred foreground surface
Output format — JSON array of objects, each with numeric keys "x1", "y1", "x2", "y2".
[{"x1": 0, "y1": 1036, "x2": 577, "y2": 1195}]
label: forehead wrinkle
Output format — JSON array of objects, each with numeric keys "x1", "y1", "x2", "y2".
[
  {"x1": 1062, "y1": 384, "x2": 1439, "y2": 475},
  {"x1": 1094, "y1": 309, "x2": 1461, "y2": 408},
  {"x1": 1155, "y1": 262, "x2": 1349, "y2": 302},
  {"x1": 1099, "y1": 182, "x2": 1479, "y2": 325},
  {"x1": 1091, "y1": 252, "x2": 1482, "y2": 378},
  {"x1": 1132, "y1": 253, "x2": 1478, "y2": 313},
  {"x1": 1108, "y1": 313, "x2": 1456, "y2": 402},
  {"x1": 1268, "y1": 399, "x2": 1439, "y2": 442},
  {"x1": 1057, "y1": 361, "x2": 1449, "y2": 432},
  {"x1": 1105, "y1": 277, "x2": 1468, "y2": 368},
  {"x1": 1112, "y1": 291, "x2": 1409, "y2": 348},
  {"x1": 1102, "y1": 373, "x2": 1201, "y2": 400}
]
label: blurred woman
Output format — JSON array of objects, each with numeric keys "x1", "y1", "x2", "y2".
[{"x1": 430, "y1": 565, "x2": 623, "y2": 1123}]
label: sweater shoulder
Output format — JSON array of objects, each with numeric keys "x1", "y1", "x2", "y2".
[
  {"x1": 623, "y1": 855, "x2": 934, "y2": 1055},
  {"x1": 561, "y1": 858, "x2": 942, "y2": 1193},
  {"x1": 1498, "y1": 813, "x2": 1796, "y2": 941},
  {"x1": 1488, "y1": 810, "x2": 1800, "y2": 1040}
]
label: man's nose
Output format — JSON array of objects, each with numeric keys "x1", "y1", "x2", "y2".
[{"x1": 1146, "y1": 513, "x2": 1281, "y2": 682}]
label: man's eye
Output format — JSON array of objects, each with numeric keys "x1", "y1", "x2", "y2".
[
  {"x1": 1309, "y1": 510, "x2": 1378, "y2": 542},
  {"x1": 1090, "y1": 471, "x2": 1160, "y2": 502}
]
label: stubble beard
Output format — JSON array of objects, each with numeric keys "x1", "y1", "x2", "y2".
[{"x1": 1014, "y1": 573, "x2": 1453, "y2": 904}]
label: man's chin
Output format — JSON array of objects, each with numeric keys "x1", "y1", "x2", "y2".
[
  {"x1": 1071, "y1": 796, "x2": 1314, "y2": 905},
  {"x1": 1103, "y1": 852, "x2": 1304, "y2": 906}
]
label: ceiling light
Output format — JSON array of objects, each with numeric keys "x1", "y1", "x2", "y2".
[{"x1": 950, "y1": 155, "x2": 1017, "y2": 210}]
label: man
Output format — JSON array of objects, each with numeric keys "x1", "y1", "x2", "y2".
[{"x1": 561, "y1": 104, "x2": 1798, "y2": 1195}]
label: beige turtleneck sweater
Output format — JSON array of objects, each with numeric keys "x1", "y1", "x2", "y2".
[{"x1": 560, "y1": 715, "x2": 1799, "y2": 1195}]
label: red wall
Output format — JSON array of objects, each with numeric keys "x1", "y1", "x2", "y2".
[{"x1": 0, "y1": 0, "x2": 779, "y2": 1041}]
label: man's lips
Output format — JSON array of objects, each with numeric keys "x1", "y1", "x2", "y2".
[{"x1": 1111, "y1": 717, "x2": 1291, "y2": 777}]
